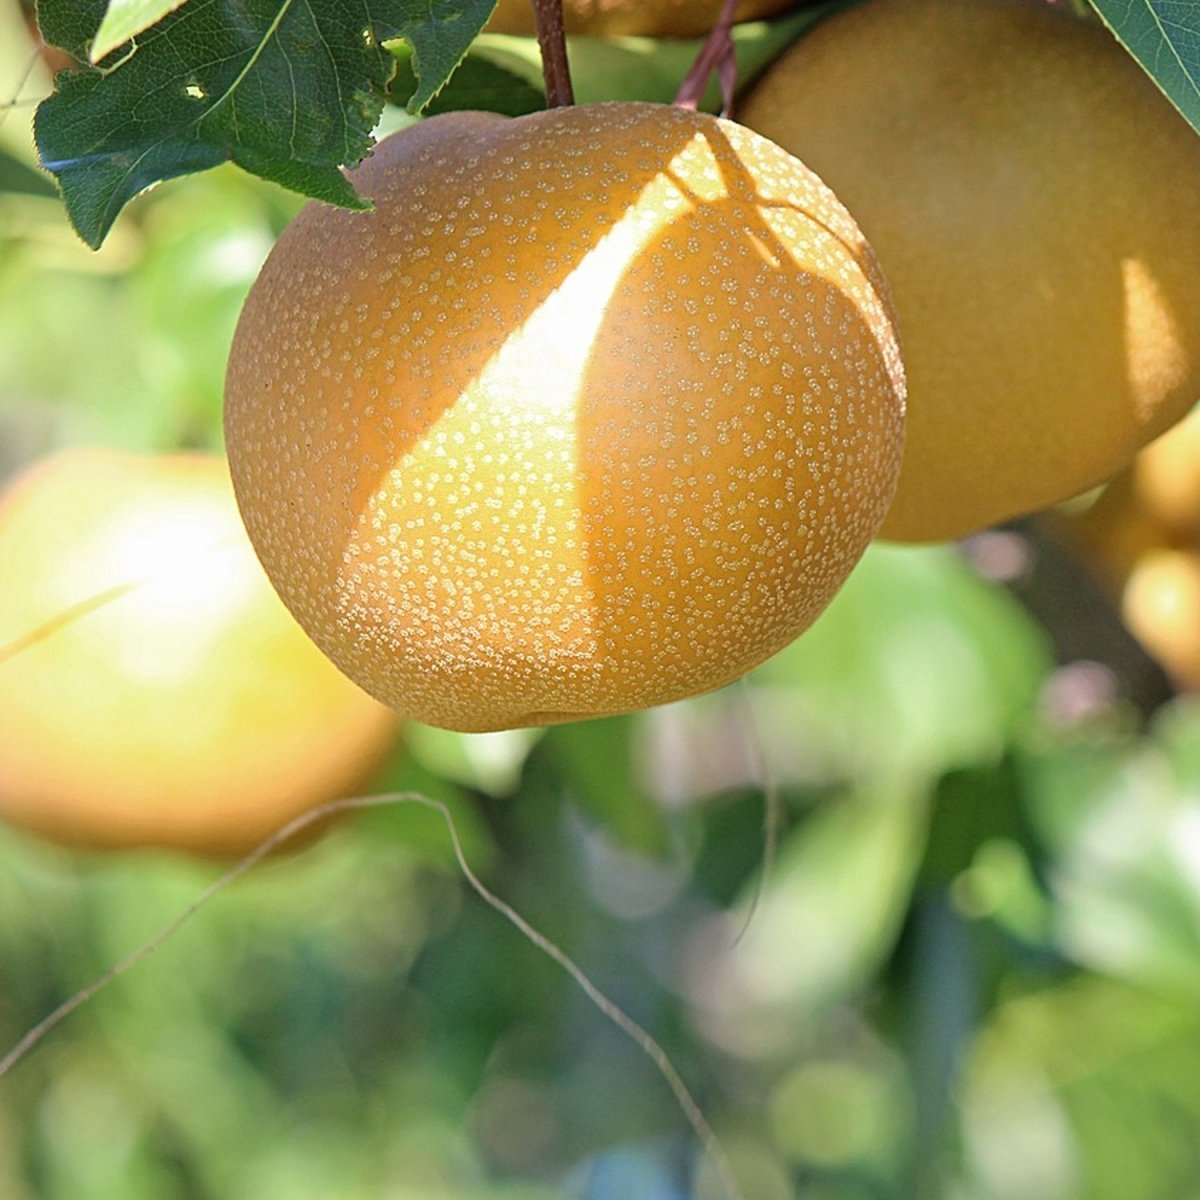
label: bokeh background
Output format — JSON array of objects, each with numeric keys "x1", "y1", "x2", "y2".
[{"x1": 4, "y1": 4, "x2": 1200, "y2": 1198}]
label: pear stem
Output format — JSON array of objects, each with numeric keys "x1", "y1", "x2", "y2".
[{"x1": 533, "y1": 0, "x2": 575, "y2": 107}]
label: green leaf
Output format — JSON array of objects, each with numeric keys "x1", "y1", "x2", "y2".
[
  {"x1": 1091, "y1": 0, "x2": 1200, "y2": 137},
  {"x1": 1023, "y1": 727, "x2": 1200, "y2": 995},
  {"x1": 0, "y1": 146, "x2": 56, "y2": 198},
  {"x1": 388, "y1": 40, "x2": 545, "y2": 117},
  {"x1": 749, "y1": 543, "x2": 1053, "y2": 782},
  {"x1": 388, "y1": 0, "x2": 499, "y2": 113},
  {"x1": 919, "y1": 756, "x2": 1030, "y2": 890},
  {"x1": 541, "y1": 716, "x2": 671, "y2": 856},
  {"x1": 36, "y1": 0, "x2": 108, "y2": 60},
  {"x1": 966, "y1": 977, "x2": 1200, "y2": 1200},
  {"x1": 35, "y1": 0, "x2": 405, "y2": 247},
  {"x1": 91, "y1": 0, "x2": 187, "y2": 62},
  {"x1": 403, "y1": 724, "x2": 541, "y2": 797},
  {"x1": 720, "y1": 779, "x2": 930, "y2": 1013}
]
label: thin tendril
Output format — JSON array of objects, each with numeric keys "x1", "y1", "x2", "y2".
[
  {"x1": 0, "y1": 583, "x2": 137, "y2": 664},
  {"x1": 0, "y1": 790, "x2": 745, "y2": 1200},
  {"x1": 0, "y1": 499, "x2": 743, "y2": 1196},
  {"x1": 0, "y1": 532, "x2": 246, "y2": 664}
]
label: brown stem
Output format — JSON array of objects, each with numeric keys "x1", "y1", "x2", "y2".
[
  {"x1": 674, "y1": 0, "x2": 740, "y2": 115},
  {"x1": 532, "y1": 0, "x2": 574, "y2": 108}
]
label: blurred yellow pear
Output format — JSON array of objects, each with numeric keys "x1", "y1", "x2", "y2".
[{"x1": 0, "y1": 450, "x2": 399, "y2": 855}]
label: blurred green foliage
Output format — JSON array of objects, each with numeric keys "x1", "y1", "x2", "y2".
[{"x1": 6, "y1": 6, "x2": 1200, "y2": 1199}]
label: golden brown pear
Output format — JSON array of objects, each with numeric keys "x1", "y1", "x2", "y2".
[
  {"x1": 224, "y1": 103, "x2": 905, "y2": 733},
  {"x1": 740, "y1": 0, "x2": 1200, "y2": 541},
  {"x1": 0, "y1": 450, "x2": 399, "y2": 855},
  {"x1": 486, "y1": 0, "x2": 797, "y2": 38}
]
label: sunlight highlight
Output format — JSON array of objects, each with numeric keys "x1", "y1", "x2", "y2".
[
  {"x1": 1122, "y1": 257, "x2": 1188, "y2": 420},
  {"x1": 341, "y1": 151, "x2": 704, "y2": 663}
]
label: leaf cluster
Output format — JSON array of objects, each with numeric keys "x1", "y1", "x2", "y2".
[{"x1": 32, "y1": 0, "x2": 495, "y2": 247}]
